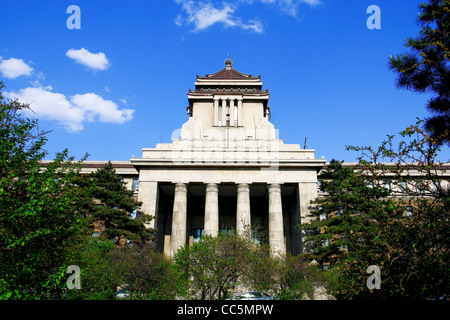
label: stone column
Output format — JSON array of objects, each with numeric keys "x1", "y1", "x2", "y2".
[
  {"x1": 222, "y1": 99, "x2": 228, "y2": 126},
  {"x1": 236, "y1": 183, "x2": 251, "y2": 237},
  {"x1": 213, "y1": 98, "x2": 219, "y2": 127},
  {"x1": 204, "y1": 183, "x2": 219, "y2": 236},
  {"x1": 218, "y1": 99, "x2": 223, "y2": 127},
  {"x1": 229, "y1": 99, "x2": 235, "y2": 127},
  {"x1": 171, "y1": 183, "x2": 188, "y2": 257},
  {"x1": 268, "y1": 183, "x2": 285, "y2": 256},
  {"x1": 237, "y1": 98, "x2": 243, "y2": 127}
]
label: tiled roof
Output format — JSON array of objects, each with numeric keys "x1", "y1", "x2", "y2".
[
  {"x1": 188, "y1": 87, "x2": 269, "y2": 95},
  {"x1": 40, "y1": 160, "x2": 134, "y2": 169},
  {"x1": 80, "y1": 162, "x2": 134, "y2": 169},
  {"x1": 197, "y1": 67, "x2": 260, "y2": 80}
]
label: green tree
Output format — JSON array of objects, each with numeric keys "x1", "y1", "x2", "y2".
[
  {"x1": 88, "y1": 161, "x2": 155, "y2": 246},
  {"x1": 346, "y1": 121, "x2": 449, "y2": 299},
  {"x1": 274, "y1": 255, "x2": 325, "y2": 300},
  {"x1": 0, "y1": 82, "x2": 87, "y2": 299},
  {"x1": 108, "y1": 245, "x2": 182, "y2": 300},
  {"x1": 302, "y1": 121, "x2": 449, "y2": 299},
  {"x1": 174, "y1": 229, "x2": 276, "y2": 300},
  {"x1": 301, "y1": 159, "x2": 391, "y2": 268},
  {"x1": 389, "y1": 0, "x2": 450, "y2": 144},
  {"x1": 64, "y1": 237, "x2": 118, "y2": 300}
]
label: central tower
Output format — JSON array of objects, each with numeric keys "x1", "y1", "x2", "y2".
[{"x1": 180, "y1": 58, "x2": 276, "y2": 152}]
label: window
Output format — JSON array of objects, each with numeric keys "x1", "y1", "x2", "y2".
[
  {"x1": 221, "y1": 228, "x2": 233, "y2": 234},
  {"x1": 193, "y1": 228, "x2": 204, "y2": 243},
  {"x1": 132, "y1": 178, "x2": 139, "y2": 192},
  {"x1": 251, "y1": 230, "x2": 262, "y2": 245}
]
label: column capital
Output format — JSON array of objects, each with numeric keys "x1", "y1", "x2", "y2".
[
  {"x1": 237, "y1": 183, "x2": 250, "y2": 192},
  {"x1": 205, "y1": 183, "x2": 219, "y2": 192},
  {"x1": 174, "y1": 183, "x2": 188, "y2": 192},
  {"x1": 268, "y1": 183, "x2": 281, "y2": 192}
]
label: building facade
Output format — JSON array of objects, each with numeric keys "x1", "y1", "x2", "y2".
[{"x1": 129, "y1": 59, "x2": 325, "y2": 257}]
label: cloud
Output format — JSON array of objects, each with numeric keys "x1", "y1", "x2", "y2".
[
  {"x1": 174, "y1": 0, "x2": 321, "y2": 31},
  {"x1": 175, "y1": 1, "x2": 264, "y2": 33},
  {"x1": 71, "y1": 93, "x2": 134, "y2": 124},
  {"x1": 277, "y1": 0, "x2": 322, "y2": 17},
  {"x1": 0, "y1": 57, "x2": 34, "y2": 79},
  {"x1": 66, "y1": 48, "x2": 110, "y2": 71},
  {"x1": 4, "y1": 86, "x2": 134, "y2": 132},
  {"x1": 253, "y1": 0, "x2": 321, "y2": 17}
]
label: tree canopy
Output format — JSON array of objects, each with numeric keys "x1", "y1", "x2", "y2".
[
  {"x1": 302, "y1": 121, "x2": 449, "y2": 299},
  {"x1": 389, "y1": 0, "x2": 450, "y2": 144}
]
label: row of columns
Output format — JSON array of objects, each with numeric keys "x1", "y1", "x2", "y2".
[
  {"x1": 170, "y1": 182, "x2": 284, "y2": 257},
  {"x1": 213, "y1": 98, "x2": 243, "y2": 127}
]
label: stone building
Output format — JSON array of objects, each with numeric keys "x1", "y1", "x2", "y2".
[{"x1": 129, "y1": 58, "x2": 326, "y2": 257}]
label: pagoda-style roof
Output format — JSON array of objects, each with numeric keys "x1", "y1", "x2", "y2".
[
  {"x1": 188, "y1": 58, "x2": 269, "y2": 106},
  {"x1": 188, "y1": 87, "x2": 269, "y2": 95},
  {"x1": 196, "y1": 58, "x2": 261, "y2": 81}
]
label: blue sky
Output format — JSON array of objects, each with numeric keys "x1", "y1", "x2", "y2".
[{"x1": 1, "y1": 0, "x2": 448, "y2": 162}]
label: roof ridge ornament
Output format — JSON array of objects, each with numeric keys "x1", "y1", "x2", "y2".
[{"x1": 224, "y1": 57, "x2": 232, "y2": 70}]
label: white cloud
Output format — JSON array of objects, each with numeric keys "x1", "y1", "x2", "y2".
[
  {"x1": 175, "y1": 1, "x2": 264, "y2": 33},
  {"x1": 4, "y1": 86, "x2": 134, "y2": 132},
  {"x1": 174, "y1": 0, "x2": 321, "y2": 31},
  {"x1": 277, "y1": 0, "x2": 322, "y2": 17},
  {"x1": 66, "y1": 48, "x2": 110, "y2": 71},
  {"x1": 71, "y1": 93, "x2": 134, "y2": 124},
  {"x1": 0, "y1": 57, "x2": 34, "y2": 79}
]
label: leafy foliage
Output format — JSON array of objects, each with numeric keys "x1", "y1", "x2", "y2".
[
  {"x1": 174, "y1": 229, "x2": 276, "y2": 300},
  {"x1": 302, "y1": 121, "x2": 449, "y2": 299},
  {"x1": 389, "y1": 0, "x2": 450, "y2": 144},
  {"x1": 87, "y1": 161, "x2": 155, "y2": 246},
  {"x1": 173, "y1": 227, "x2": 326, "y2": 300},
  {"x1": 275, "y1": 255, "x2": 325, "y2": 300},
  {"x1": 108, "y1": 245, "x2": 181, "y2": 300},
  {"x1": 0, "y1": 81, "x2": 87, "y2": 299}
]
